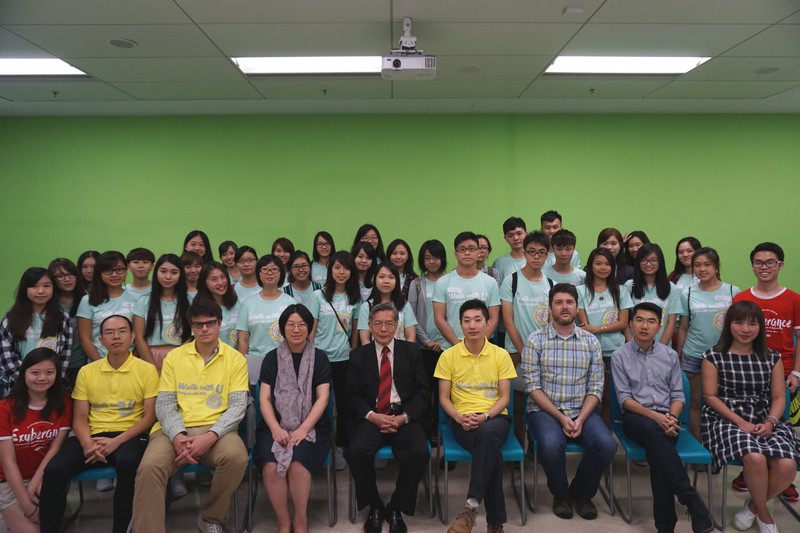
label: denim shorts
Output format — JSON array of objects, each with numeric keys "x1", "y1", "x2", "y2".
[{"x1": 680, "y1": 354, "x2": 703, "y2": 374}]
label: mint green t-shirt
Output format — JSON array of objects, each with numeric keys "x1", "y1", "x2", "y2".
[
  {"x1": 542, "y1": 264, "x2": 586, "y2": 286},
  {"x1": 124, "y1": 285, "x2": 152, "y2": 300},
  {"x1": 16, "y1": 314, "x2": 60, "y2": 358},
  {"x1": 235, "y1": 292, "x2": 295, "y2": 356},
  {"x1": 499, "y1": 273, "x2": 552, "y2": 353},
  {"x1": 492, "y1": 254, "x2": 526, "y2": 282},
  {"x1": 624, "y1": 280, "x2": 682, "y2": 343},
  {"x1": 680, "y1": 283, "x2": 740, "y2": 359},
  {"x1": 309, "y1": 290, "x2": 360, "y2": 362},
  {"x1": 133, "y1": 296, "x2": 184, "y2": 346},
  {"x1": 220, "y1": 301, "x2": 242, "y2": 349},
  {"x1": 433, "y1": 270, "x2": 500, "y2": 350},
  {"x1": 311, "y1": 262, "x2": 328, "y2": 286},
  {"x1": 357, "y1": 300, "x2": 418, "y2": 340},
  {"x1": 547, "y1": 250, "x2": 581, "y2": 269},
  {"x1": 285, "y1": 284, "x2": 317, "y2": 309},
  {"x1": 578, "y1": 286, "x2": 634, "y2": 356},
  {"x1": 76, "y1": 292, "x2": 138, "y2": 357},
  {"x1": 233, "y1": 283, "x2": 261, "y2": 303},
  {"x1": 674, "y1": 273, "x2": 697, "y2": 291},
  {"x1": 423, "y1": 278, "x2": 445, "y2": 344}
]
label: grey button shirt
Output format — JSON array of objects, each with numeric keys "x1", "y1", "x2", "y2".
[{"x1": 610, "y1": 340, "x2": 684, "y2": 412}]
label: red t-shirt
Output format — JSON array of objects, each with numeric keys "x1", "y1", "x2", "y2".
[
  {"x1": 734, "y1": 287, "x2": 800, "y2": 376},
  {"x1": 0, "y1": 396, "x2": 72, "y2": 481}
]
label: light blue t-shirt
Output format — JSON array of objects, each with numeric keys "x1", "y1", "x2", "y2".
[
  {"x1": 499, "y1": 272, "x2": 552, "y2": 353},
  {"x1": 674, "y1": 273, "x2": 697, "y2": 291},
  {"x1": 124, "y1": 284, "x2": 152, "y2": 299},
  {"x1": 235, "y1": 292, "x2": 295, "y2": 356},
  {"x1": 220, "y1": 301, "x2": 243, "y2": 349},
  {"x1": 625, "y1": 280, "x2": 682, "y2": 343},
  {"x1": 433, "y1": 270, "x2": 500, "y2": 349},
  {"x1": 578, "y1": 286, "x2": 634, "y2": 356},
  {"x1": 309, "y1": 290, "x2": 361, "y2": 362},
  {"x1": 492, "y1": 254, "x2": 526, "y2": 282},
  {"x1": 680, "y1": 282, "x2": 740, "y2": 359},
  {"x1": 357, "y1": 300, "x2": 418, "y2": 340},
  {"x1": 16, "y1": 314, "x2": 59, "y2": 358},
  {"x1": 542, "y1": 264, "x2": 586, "y2": 286},
  {"x1": 285, "y1": 284, "x2": 318, "y2": 309},
  {"x1": 76, "y1": 292, "x2": 138, "y2": 357},
  {"x1": 234, "y1": 283, "x2": 261, "y2": 303},
  {"x1": 359, "y1": 282, "x2": 372, "y2": 302},
  {"x1": 311, "y1": 262, "x2": 328, "y2": 286},
  {"x1": 133, "y1": 296, "x2": 184, "y2": 346},
  {"x1": 423, "y1": 278, "x2": 445, "y2": 344},
  {"x1": 547, "y1": 250, "x2": 581, "y2": 269}
]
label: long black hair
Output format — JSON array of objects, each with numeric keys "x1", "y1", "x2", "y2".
[
  {"x1": 386, "y1": 239, "x2": 417, "y2": 277},
  {"x1": 76, "y1": 250, "x2": 99, "y2": 286},
  {"x1": 352, "y1": 224, "x2": 385, "y2": 261},
  {"x1": 584, "y1": 248, "x2": 621, "y2": 309},
  {"x1": 7, "y1": 347, "x2": 66, "y2": 423},
  {"x1": 196, "y1": 261, "x2": 238, "y2": 310},
  {"x1": 668, "y1": 236, "x2": 702, "y2": 283},
  {"x1": 623, "y1": 230, "x2": 650, "y2": 267},
  {"x1": 183, "y1": 230, "x2": 213, "y2": 263},
  {"x1": 417, "y1": 239, "x2": 447, "y2": 275},
  {"x1": 145, "y1": 254, "x2": 192, "y2": 343},
  {"x1": 312, "y1": 231, "x2": 336, "y2": 263},
  {"x1": 48, "y1": 258, "x2": 84, "y2": 317},
  {"x1": 88, "y1": 251, "x2": 126, "y2": 306},
  {"x1": 632, "y1": 243, "x2": 671, "y2": 300},
  {"x1": 323, "y1": 251, "x2": 360, "y2": 305},
  {"x1": 714, "y1": 301, "x2": 769, "y2": 358},
  {"x1": 5, "y1": 267, "x2": 63, "y2": 340},
  {"x1": 351, "y1": 242, "x2": 377, "y2": 289},
  {"x1": 367, "y1": 262, "x2": 407, "y2": 310}
]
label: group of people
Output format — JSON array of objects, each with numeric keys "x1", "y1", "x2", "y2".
[{"x1": 0, "y1": 212, "x2": 797, "y2": 533}]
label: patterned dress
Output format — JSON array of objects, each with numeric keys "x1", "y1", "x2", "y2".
[{"x1": 701, "y1": 349, "x2": 800, "y2": 472}]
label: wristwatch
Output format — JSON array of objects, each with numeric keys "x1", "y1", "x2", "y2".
[
  {"x1": 791, "y1": 370, "x2": 800, "y2": 379},
  {"x1": 484, "y1": 413, "x2": 492, "y2": 421}
]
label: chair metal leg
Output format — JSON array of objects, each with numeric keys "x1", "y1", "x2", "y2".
[
  {"x1": 426, "y1": 454, "x2": 435, "y2": 518},
  {"x1": 599, "y1": 460, "x2": 614, "y2": 516},
  {"x1": 612, "y1": 459, "x2": 634, "y2": 523},
  {"x1": 443, "y1": 457, "x2": 450, "y2": 524},
  {"x1": 718, "y1": 465, "x2": 728, "y2": 531},
  {"x1": 518, "y1": 460, "x2": 527, "y2": 524},
  {"x1": 61, "y1": 481, "x2": 85, "y2": 532},
  {"x1": 327, "y1": 460, "x2": 337, "y2": 527},
  {"x1": 779, "y1": 493, "x2": 800, "y2": 521},
  {"x1": 434, "y1": 444, "x2": 446, "y2": 525},
  {"x1": 348, "y1": 472, "x2": 356, "y2": 523}
]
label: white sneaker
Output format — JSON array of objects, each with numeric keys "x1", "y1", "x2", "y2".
[
  {"x1": 734, "y1": 498, "x2": 757, "y2": 531},
  {"x1": 171, "y1": 474, "x2": 188, "y2": 499},
  {"x1": 375, "y1": 458, "x2": 388, "y2": 470},
  {"x1": 335, "y1": 447, "x2": 346, "y2": 471},
  {"x1": 197, "y1": 514, "x2": 223, "y2": 533},
  {"x1": 756, "y1": 517, "x2": 779, "y2": 533},
  {"x1": 96, "y1": 478, "x2": 115, "y2": 492}
]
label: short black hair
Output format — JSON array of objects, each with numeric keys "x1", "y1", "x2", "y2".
[
  {"x1": 548, "y1": 283, "x2": 578, "y2": 306},
  {"x1": 417, "y1": 240, "x2": 447, "y2": 274},
  {"x1": 523, "y1": 231, "x2": 550, "y2": 249},
  {"x1": 255, "y1": 254, "x2": 286, "y2": 287},
  {"x1": 502, "y1": 216, "x2": 526, "y2": 235},
  {"x1": 278, "y1": 304, "x2": 314, "y2": 338},
  {"x1": 630, "y1": 302, "x2": 663, "y2": 323},
  {"x1": 454, "y1": 231, "x2": 478, "y2": 249},
  {"x1": 126, "y1": 247, "x2": 155, "y2": 263},
  {"x1": 540, "y1": 210, "x2": 562, "y2": 225},
  {"x1": 188, "y1": 299, "x2": 222, "y2": 321},
  {"x1": 459, "y1": 299, "x2": 489, "y2": 321},
  {"x1": 475, "y1": 234, "x2": 492, "y2": 253},
  {"x1": 750, "y1": 242, "x2": 784, "y2": 263},
  {"x1": 99, "y1": 314, "x2": 133, "y2": 333},
  {"x1": 550, "y1": 229, "x2": 576, "y2": 248}
]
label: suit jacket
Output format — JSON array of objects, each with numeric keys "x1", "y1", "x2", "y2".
[{"x1": 345, "y1": 339, "x2": 429, "y2": 424}]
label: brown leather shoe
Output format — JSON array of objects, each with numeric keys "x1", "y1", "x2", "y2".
[{"x1": 447, "y1": 505, "x2": 477, "y2": 533}]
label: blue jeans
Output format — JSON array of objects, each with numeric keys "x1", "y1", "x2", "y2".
[{"x1": 527, "y1": 410, "x2": 616, "y2": 499}]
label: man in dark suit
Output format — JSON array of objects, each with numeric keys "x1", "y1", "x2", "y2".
[{"x1": 346, "y1": 302, "x2": 430, "y2": 533}]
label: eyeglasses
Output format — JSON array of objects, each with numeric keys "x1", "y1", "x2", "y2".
[
  {"x1": 291, "y1": 264, "x2": 310, "y2": 271},
  {"x1": 284, "y1": 322, "x2": 308, "y2": 331},
  {"x1": 237, "y1": 258, "x2": 256, "y2": 264},
  {"x1": 525, "y1": 249, "x2": 548, "y2": 257},
  {"x1": 640, "y1": 259, "x2": 659, "y2": 266},
  {"x1": 53, "y1": 273, "x2": 76, "y2": 281},
  {"x1": 477, "y1": 246, "x2": 490, "y2": 252},
  {"x1": 317, "y1": 242, "x2": 331, "y2": 248},
  {"x1": 456, "y1": 246, "x2": 478, "y2": 254},
  {"x1": 191, "y1": 319, "x2": 219, "y2": 330},
  {"x1": 753, "y1": 259, "x2": 781, "y2": 268},
  {"x1": 371, "y1": 321, "x2": 397, "y2": 330},
  {"x1": 260, "y1": 267, "x2": 281, "y2": 275},
  {"x1": 102, "y1": 267, "x2": 128, "y2": 275},
  {"x1": 101, "y1": 327, "x2": 130, "y2": 337}
]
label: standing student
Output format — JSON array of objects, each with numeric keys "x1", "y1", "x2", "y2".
[
  {"x1": 387, "y1": 238, "x2": 418, "y2": 297},
  {"x1": 542, "y1": 229, "x2": 586, "y2": 286},
  {"x1": 48, "y1": 258, "x2": 86, "y2": 388},
  {"x1": 233, "y1": 245, "x2": 260, "y2": 302},
  {"x1": 283, "y1": 251, "x2": 322, "y2": 308},
  {"x1": 676, "y1": 247, "x2": 739, "y2": 441},
  {"x1": 133, "y1": 254, "x2": 193, "y2": 372},
  {"x1": 236, "y1": 255, "x2": 296, "y2": 383},
  {"x1": 476, "y1": 234, "x2": 502, "y2": 286},
  {"x1": 357, "y1": 263, "x2": 417, "y2": 344},
  {"x1": 492, "y1": 216, "x2": 528, "y2": 282},
  {"x1": 0, "y1": 268, "x2": 71, "y2": 397},
  {"x1": 125, "y1": 247, "x2": 155, "y2": 299},
  {"x1": 625, "y1": 243, "x2": 681, "y2": 345},
  {"x1": 76, "y1": 250, "x2": 99, "y2": 287},
  {"x1": 183, "y1": 230, "x2": 213, "y2": 264},
  {"x1": 597, "y1": 227, "x2": 632, "y2": 284},
  {"x1": 308, "y1": 251, "x2": 361, "y2": 470},
  {"x1": 311, "y1": 231, "x2": 335, "y2": 286},
  {"x1": 0, "y1": 348, "x2": 71, "y2": 533},
  {"x1": 623, "y1": 230, "x2": 650, "y2": 270},
  {"x1": 180, "y1": 251, "x2": 203, "y2": 302},
  {"x1": 272, "y1": 238, "x2": 296, "y2": 279},
  {"x1": 353, "y1": 224, "x2": 386, "y2": 262},
  {"x1": 540, "y1": 210, "x2": 581, "y2": 268},
  {"x1": 352, "y1": 242, "x2": 378, "y2": 302},
  {"x1": 218, "y1": 240, "x2": 240, "y2": 284},
  {"x1": 196, "y1": 261, "x2": 241, "y2": 349},
  {"x1": 578, "y1": 248, "x2": 633, "y2": 423},
  {"x1": 433, "y1": 231, "x2": 501, "y2": 350},
  {"x1": 668, "y1": 237, "x2": 702, "y2": 291}
]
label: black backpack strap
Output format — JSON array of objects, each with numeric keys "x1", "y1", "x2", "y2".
[{"x1": 511, "y1": 271, "x2": 518, "y2": 299}]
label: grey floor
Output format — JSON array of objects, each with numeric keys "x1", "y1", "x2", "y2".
[{"x1": 4, "y1": 449, "x2": 798, "y2": 532}]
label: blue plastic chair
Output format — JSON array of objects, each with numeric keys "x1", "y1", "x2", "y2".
[
  {"x1": 62, "y1": 466, "x2": 119, "y2": 531},
  {"x1": 524, "y1": 395, "x2": 614, "y2": 515},
  {"x1": 435, "y1": 391, "x2": 526, "y2": 525},
  {"x1": 609, "y1": 371, "x2": 714, "y2": 526}
]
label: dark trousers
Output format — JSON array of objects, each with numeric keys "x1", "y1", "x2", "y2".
[
  {"x1": 330, "y1": 360, "x2": 350, "y2": 448},
  {"x1": 623, "y1": 412, "x2": 699, "y2": 529},
  {"x1": 39, "y1": 433, "x2": 149, "y2": 533},
  {"x1": 452, "y1": 415, "x2": 511, "y2": 525},
  {"x1": 421, "y1": 348, "x2": 440, "y2": 439},
  {"x1": 346, "y1": 419, "x2": 429, "y2": 515}
]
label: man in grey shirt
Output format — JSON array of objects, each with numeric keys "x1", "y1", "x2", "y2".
[{"x1": 611, "y1": 302, "x2": 712, "y2": 533}]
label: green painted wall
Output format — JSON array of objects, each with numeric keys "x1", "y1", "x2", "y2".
[{"x1": 1, "y1": 114, "x2": 798, "y2": 308}]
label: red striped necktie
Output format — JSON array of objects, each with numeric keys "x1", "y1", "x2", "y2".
[{"x1": 376, "y1": 346, "x2": 392, "y2": 415}]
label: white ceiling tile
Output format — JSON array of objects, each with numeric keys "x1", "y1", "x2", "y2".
[
  {"x1": 175, "y1": 0, "x2": 390, "y2": 23},
  {"x1": 647, "y1": 80, "x2": 800, "y2": 99},
  {"x1": 563, "y1": 23, "x2": 769, "y2": 56},
  {"x1": 0, "y1": 0, "x2": 190, "y2": 24},
  {"x1": 389, "y1": 0, "x2": 604, "y2": 23},
  {"x1": 0, "y1": 80, "x2": 133, "y2": 101},
  {"x1": 200, "y1": 23, "x2": 390, "y2": 56},
  {"x1": 392, "y1": 80, "x2": 530, "y2": 98},
  {"x1": 591, "y1": 0, "x2": 800, "y2": 24},
  {"x1": 250, "y1": 78, "x2": 390, "y2": 99},
  {"x1": 0, "y1": 27, "x2": 50, "y2": 58},
  {"x1": 65, "y1": 57, "x2": 244, "y2": 82},
  {"x1": 433, "y1": 55, "x2": 552, "y2": 80},
  {"x1": 111, "y1": 81, "x2": 262, "y2": 100},
  {"x1": 779, "y1": 11, "x2": 800, "y2": 24},
  {"x1": 4, "y1": 24, "x2": 224, "y2": 58},
  {"x1": 680, "y1": 57, "x2": 800, "y2": 81},
  {"x1": 404, "y1": 23, "x2": 582, "y2": 55},
  {"x1": 723, "y1": 25, "x2": 800, "y2": 57},
  {"x1": 521, "y1": 79, "x2": 671, "y2": 98}
]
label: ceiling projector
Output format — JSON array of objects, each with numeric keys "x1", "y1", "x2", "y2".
[{"x1": 381, "y1": 17, "x2": 437, "y2": 81}]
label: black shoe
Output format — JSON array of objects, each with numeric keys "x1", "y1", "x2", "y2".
[
  {"x1": 552, "y1": 496, "x2": 573, "y2": 519},
  {"x1": 656, "y1": 528, "x2": 674, "y2": 533},
  {"x1": 364, "y1": 507, "x2": 384, "y2": 533},
  {"x1": 386, "y1": 508, "x2": 407, "y2": 533},
  {"x1": 569, "y1": 489, "x2": 598, "y2": 520}
]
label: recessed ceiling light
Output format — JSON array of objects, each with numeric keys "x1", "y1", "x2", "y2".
[
  {"x1": 0, "y1": 58, "x2": 87, "y2": 76},
  {"x1": 457, "y1": 64, "x2": 481, "y2": 74},
  {"x1": 545, "y1": 56, "x2": 710, "y2": 75},
  {"x1": 753, "y1": 66, "x2": 781, "y2": 75},
  {"x1": 232, "y1": 56, "x2": 382, "y2": 75},
  {"x1": 109, "y1": 38, "x2": 138, "y2": 49},
  {"x1": 564, "y1": 6, "x2": 586, "y2": 15}
]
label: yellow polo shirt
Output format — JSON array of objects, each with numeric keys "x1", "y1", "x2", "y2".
[
  {"x1": 434, "y1": 339, "x2": 517, "y2": 415},
  {"x1": 72, "y1": 353, "x2": 159, "y2": 434},
  {"x1": 154, "y1": 341, "x2": 248, "y2": 432}
]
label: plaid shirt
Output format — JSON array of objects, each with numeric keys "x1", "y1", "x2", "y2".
[{"x1": 522, "y1": 322, "x2": 604, "y2": 418}]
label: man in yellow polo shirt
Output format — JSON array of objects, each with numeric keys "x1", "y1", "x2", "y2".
[
  {"x1": 40, "y1": 314, "x2": 159, "y2": 533},
  {"x1": 133, "y1": 299, "x2": 248, "y2": 533},
  {"x1": 435, "y1": 299, "x2": 517, "y2": 533}
]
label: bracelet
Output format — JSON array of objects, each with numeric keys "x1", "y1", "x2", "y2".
[
  {"x1": 791, "y1": 370, "x2": 800, "y2": 379},
  {"x1": 665, "y1": 412, "x2": 678, "y2": 420},
  {"x1": 766, "y1": 415, "x2": 779, "y2": 426},
  {"x1": 24, "y1": 505, "x2": 38, "y2": 518}
]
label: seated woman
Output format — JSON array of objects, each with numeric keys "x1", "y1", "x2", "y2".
[
  {"x1": 701, "y1": 301, "x2": 800, "y2": 533},
  {"x1": 255, "y1": 304, "x2": 331, "y2": 533}
]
